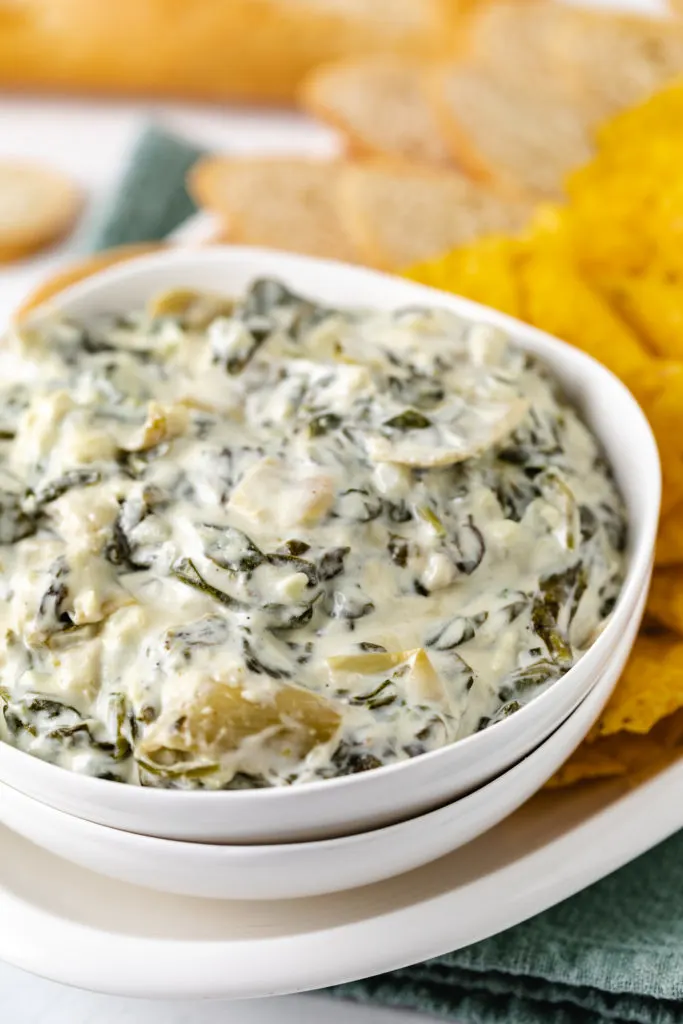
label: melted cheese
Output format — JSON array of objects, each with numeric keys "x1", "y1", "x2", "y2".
[{"x1": 0, "y1": 280, "x2": 626, "y2": 789}]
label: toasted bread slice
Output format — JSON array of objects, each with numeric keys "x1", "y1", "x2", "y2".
[
  {"x1": 554, "y1": 8, "x2": 683, "y2": 120},
  {"x1": 337, "y1": 160, "x2": 532, "y2": 270},
  {"x1": 464, "y1": 1, "x2": 683, "y2": 121},
  {"x1": 301, "y1": 56, "x2": 452, "y2": 166},
  {"x1": 427, "y1": 62, "x2": 593, "y2": 198},
  {"x1": 188, "y1": 157, "x2": 358, "y2": 262},
  {"x1": 463, "y1": 1, "x2": 578, "y2": 82},
  {"x1": 0, "y1": 162, "x2": 82, "y2": 262}
]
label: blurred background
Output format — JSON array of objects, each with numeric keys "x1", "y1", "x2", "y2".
[{"x1": 0, "y1": 0, "x2": 671, "y2": 319}]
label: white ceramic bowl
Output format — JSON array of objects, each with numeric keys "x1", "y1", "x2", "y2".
[
  {"x1": 0, "y1": 247, "x2": 660, "y2": 843},
  {"x1": 0, "y1": 572, "x2": 649, "y2": 900}
]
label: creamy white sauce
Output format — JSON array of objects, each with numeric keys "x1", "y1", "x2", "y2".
[{"x1": 0, "y1": 280, "x2": 626, "y2": 788}]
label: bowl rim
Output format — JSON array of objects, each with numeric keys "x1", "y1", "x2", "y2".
[
  {"x1": 0, "y1": 567, "x2": 652, "y2": 858},
  {"x1": 3, "y1": 245, "x2": 661, "y2": 806}
]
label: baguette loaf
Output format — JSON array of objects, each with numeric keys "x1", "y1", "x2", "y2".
[{"x1": 0, "y1": 0, "x2": 462, "y2": 103}]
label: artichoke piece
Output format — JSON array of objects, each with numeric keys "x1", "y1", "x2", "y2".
[
  {"x1": 147, "y1": 288, "x2": 234, "y2": 328},
  {"x1": 137, "y1": 679, "x2": 341, "y2": 766},
  {"x1": 227, "y1": 457, "x2": 335, "y2": 528},
  {"x1": 121, "y1": 401, "x2": 189, "y2": 452},
  {"x1": 366, "y1": 398, "x2": 529, "y2": 467},
  {"x1": 327, "y1": 648, "x2": 445, "y2": 708}
]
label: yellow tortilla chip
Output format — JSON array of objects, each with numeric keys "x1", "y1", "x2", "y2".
[
  {"x1": 546, "y1": 747, "x2": 627, "y2": 789},
  {"x1": 661, "y1": 457, "x2": 683, "y2": 520},
  {"x1": 547, "y1": 729, "x2": 682, "y2": 789},
  {"x1": 650, "y1": 181, "x2": 683, "y2": 280},
  {"x1": 622, "y1": 359, "x2": 683, "y2": 407},
  {"x1": 523, "y1": 203, "x2": 575, "y2": 259},
  {"x1": 650, "y1": 704, "x2": 683, "y2": 749},
  {"x1": 589, "y1": 634, "x2": 683, "y2": 739},
  {"x1": 620, "y1": 360, "x2": 683, "y2": 516},
  {"x1": 656, "y1": 505, "x2": 683, "y2": 567},
  {"x1": 548, "y1": 705, "x2": 683, "y2": 789},
  {"x1": 596, "y1": 80, "x2": 683, "y2": 155},
  {"x1": 516, "y1": 250, "x2": 651, "y2": 379},
  {"x1": 405, "y1": 235, "x2": 523, "y2": 319},
  {"x1": 639, "y1": 412, "x2": 683, "y2": 519},
  {"x1": 647, "y1": 568, "x2": 683, "y2": 636},
  {"x1": 566, "y1": 145, "x2": 683, "y2": 281},
  {"x1": 647, "y1": 383, "x2": 683, "y2": 457},
  {"x1": 566, "y1": 163, "x2": 659, "y2": 276},
  {"x1": 601, "y1": 275, "x2": 683, "y2": 360}
]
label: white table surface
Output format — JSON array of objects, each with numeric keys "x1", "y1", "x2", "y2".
[
  {"x1": 0, "y1": 962, "x2": 423, "y2": 1024},
  {"x1": 0, "y1": 0, "x2": 669, "y2": 1017}
]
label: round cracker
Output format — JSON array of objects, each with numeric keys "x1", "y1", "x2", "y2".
[
  {"x1": 0, "y1": 162, "x2": 82, "y2": 262},
  {"x1": 14, "y1": 243, "x2": 164, "y2": 322}
]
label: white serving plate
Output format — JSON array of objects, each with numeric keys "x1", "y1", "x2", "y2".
[
  {"x1": 0, "y1": 246, "x2": 659, "y2": 844},
  {"x1": 1, "y1": 607, "x2": 680, "y2": 1001},
  {"x1": 0, "y1": 570, "x2": 648, "y2": 901}
]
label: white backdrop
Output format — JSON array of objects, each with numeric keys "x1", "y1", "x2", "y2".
[{"x1": 0, "y1": 0, "x2": 668, "y2": 1019}]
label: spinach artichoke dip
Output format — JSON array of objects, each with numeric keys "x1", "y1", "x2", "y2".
[{"x1": 0, "y1": 279, "x2": 626, "y2": 789}]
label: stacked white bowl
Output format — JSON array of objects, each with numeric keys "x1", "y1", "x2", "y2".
[{"x1": 0, "y1": 250, "x2": 660, "y2": 901}]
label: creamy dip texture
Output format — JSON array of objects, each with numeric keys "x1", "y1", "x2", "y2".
[{"x1": 0, "y1": 279, "x2": 626, "y2": 788}]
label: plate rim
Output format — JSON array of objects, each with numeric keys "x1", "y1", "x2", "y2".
[{"x1": 1, "y1": 699, "x2": 680, "y2": 999}]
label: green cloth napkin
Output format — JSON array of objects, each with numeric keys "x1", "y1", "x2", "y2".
[
  {"x1": 331, "y1": 831, "x2": 683, "y2": 1024},
  {"x1": 90, "y1": 123, "x2": 204, "y2": 250},
  {"x1": 92, "y1": 125, "x2": 683, "y2": 1024}
]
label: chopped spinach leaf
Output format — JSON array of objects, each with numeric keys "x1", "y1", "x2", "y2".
[
  {"x1": 383, "y1": 409, "x2": 432, "y2": 431},
  {"x1": 280, "y1": 539, "x2": 310, "y2": 556},
  {"x1": 200, "y1": 523, "x2": 265, "y2": 573},
  {"x1": 349, "y1": 679, "x2": 397, "y2": 710},
  {"x1": 318, "y1": 547, "x2": 349, "y2": 580},
  {"x1": 452, "y1": 516, "x2": 485, "y2": 575},
  {"x1": 330, "y1": 742, "x2": 383, "y2": 776},
  {"x1": 0, "y1": 491, "x2": 36, "y2": 544},
  {"x1": 387, "y1": 534, "x2": 409, "y2": 567},
  {"x1": 309, "y1": 412, "x2": 342, "y2": 437},
  {"x1": 33, "y1": 469, "x2": 101, "y2": 506},
  {"x1": 171, "y1": 557, "x2": 245, "y2": 610},
  {"x1": 426, "y1": 612, "x2": 487, "y2": 650}
]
